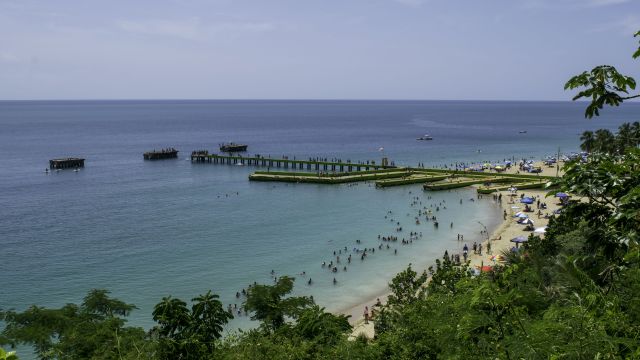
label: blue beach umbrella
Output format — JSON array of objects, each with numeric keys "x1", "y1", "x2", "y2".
[
  {"x1": 520, "y1": 197, "x2": 535, "y2": 204},
  {"x1": 555, "y1": 192, "x2": 569, "y2": 198}
]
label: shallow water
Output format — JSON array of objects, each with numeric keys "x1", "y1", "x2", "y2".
[{"x1": 1, "y1": 100, "x2": 634, "y2": 335}]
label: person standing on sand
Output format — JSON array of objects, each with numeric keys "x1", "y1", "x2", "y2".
[{"x1": 364, "y1": 306, "x2": 370, "y2": 324}]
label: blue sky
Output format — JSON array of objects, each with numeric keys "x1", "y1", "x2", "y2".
[{"x1": 1, "y1": 0, "x2": 639, "y2": 100}]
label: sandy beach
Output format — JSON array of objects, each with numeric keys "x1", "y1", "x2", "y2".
[{"x1": 346, "y1": 186, "x2": 563, "y2": 339}]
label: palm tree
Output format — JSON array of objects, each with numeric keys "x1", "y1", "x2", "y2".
[
  {"x1": 580, "y1": 130, "x2": 595, "y2": 153},
  {"x1": 616, "y1": 122, "x2": 634, "y2": 153},
  {"x1": 190, "y1": 290, "x2": 232, "y2": 345},
  {"x1": 631, "y1": 121, "x2": 640, "y2": 148},
  {"x1": 594, "y1": 129, "x2": 615, "y2": 154},
  {"x1": 152, "y1": 296, "x2": 190, "y2": 338}
]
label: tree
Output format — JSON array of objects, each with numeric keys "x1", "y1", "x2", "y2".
[
  {"x1": 0, "y1": 290, "x2": 151, "y2": 360},
  {"x1": 617, "y1": 122, "x2": 634, "y2": 152},
  {"x1": 243, "y1": 276, "x2": 313, "y2": 332},
  {"x1": 293, "y1": 305, "x2": 351, "y2": 344},
  {"x1": 594, "y1": 128, "x2": 616, "y2": 154},
  {"x1": 151, "y1": 291, "x2": 232, "y2": 359},
  {"x1": 386, "y1": 264, "x2": 428, "y2": 307},
  {"x1": 565, "y1": 31, "x2": 640, "y2": 118},
  {"x1": 0, "y1": 348, "x2": 18, "y2": 360},
  {"x1": 580, "y1": 130, "x2": 595, "y2": 153}
]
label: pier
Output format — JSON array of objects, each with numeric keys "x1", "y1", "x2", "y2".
[
  {"x1": 189, "y1": 150, "x2": 555, "y2": 192},
  {"x1": 144, "y1": 148, "x2": 178, "y2": 160},
  {"x1": 49, "y1": 158, "x2": 85, "y2": 169},
  {"x1": 191, "y1": 152, "x2": 392, "y2": 172}
]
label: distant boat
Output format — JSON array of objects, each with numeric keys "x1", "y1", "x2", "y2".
[
  {"x1": 519, "y1": 130, "x2": 527, "y2": 134},
  {"x1": 417, "y1": 134, "x2": 433, "y2": 140},
  {"x1": 219, "y1": 143, "x2": 248, "y2": 152}
]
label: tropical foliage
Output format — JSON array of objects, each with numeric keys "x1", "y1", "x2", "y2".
[
  {"x1": 565, "y1": 31, "x2": 640, "y2": 118},
  {"x1": 151, "y1": 290, "x2": 232, "y2": 359},
  {"x1": 579, "y1": 121, "x2": 640, "y2": 155}
]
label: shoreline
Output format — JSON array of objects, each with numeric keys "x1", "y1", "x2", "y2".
[
  {"x1": 340, "y1": 193, "x2": 504, "y2": 324},
  {"x1": 344, "y1": 187, "x2": 561, "y2": 338}
]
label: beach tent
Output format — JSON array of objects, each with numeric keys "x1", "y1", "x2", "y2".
[
  {"x1": 534, "y1": 227, "x2": 547, "y2": 234},
  {"x1": 510, "y1": 236, "x2": 528, "y2": 243},
  {"x1": 520, "y1": 197, "x2": 535, "y2": 204}
]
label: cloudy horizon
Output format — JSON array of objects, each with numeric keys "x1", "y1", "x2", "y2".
[{"x1": 1, "y1": 0, "x2": 639, "y2": 100}]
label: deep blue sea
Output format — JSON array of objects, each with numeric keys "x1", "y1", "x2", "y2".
[{"x1": 1, "y1": 100, "x2": 636, "y2": 346}]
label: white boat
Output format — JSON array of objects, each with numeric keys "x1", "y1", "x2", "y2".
[{"x1": 417, "y1": 134, "x2": 433, "y2": 140}]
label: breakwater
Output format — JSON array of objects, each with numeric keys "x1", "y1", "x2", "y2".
[{"x1": 191, "y1": 152, "x2": 392, "y2": 172}]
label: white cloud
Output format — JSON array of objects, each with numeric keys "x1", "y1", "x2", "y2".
[
  {"x1": 586, "y1": 0, "x2": 629, "y2": 7},
  {"x1": 0, "y1": 52, "x2": 22, "y2": 63},
  {"x1": 590, "y1": 15, "x2": 640, "y2": 35},
  {"x1": 521, "y1": 0, "x2": 630, "y2": 9},
  {"x1": 115, "y1": 17, "x2": 275, "y2": 40},
  {"x1": 116, "y1": 18, "x2": 201, "y2": 39},
  {"x1": 393, "y1": 0, "x2": 426, "y2": 7}
]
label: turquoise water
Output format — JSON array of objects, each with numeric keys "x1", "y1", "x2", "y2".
[{"x1": 1, "y1": 100, "x2": 635, "y2": 336}]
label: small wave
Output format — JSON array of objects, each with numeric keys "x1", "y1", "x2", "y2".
[{"x1": 410, "y1": 117, "x2": 492, "y2": 131}]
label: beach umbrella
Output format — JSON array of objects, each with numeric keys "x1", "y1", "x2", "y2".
[
  {"x1": 520, "y1": 197, "x2": 534, "y2": 204},
  {"x1": 515, "y1": 213, "x2": 528, "y2": 218},
  {"x1": 534, "y1": 227, "x2": 547, "y2": 234},
  {"x1": 510, "y1": 236, "x2": 527, "y2": 243},
  {"x1": 508, "y1": 187, "x2": 517, "y2": 192},
  {"x1": 555, "y1": 192, "x2": 569, "y2": 198},
  {"x1": 524, "y1": 219, "x2": 534, "y2": 225}
]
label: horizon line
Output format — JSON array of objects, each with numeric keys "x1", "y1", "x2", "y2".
[{"x1": 0, "y1": 98, "x2": 590, "y2": 103}]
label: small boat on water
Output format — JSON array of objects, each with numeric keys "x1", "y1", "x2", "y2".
[
  {"x1": 417, "y1": 134, "x2": 433, "y2": 140},
  {"x1": 219, "y1": 143, "x2": 248, "y2": 152},
  {"x1": 519, "y1": 130, "x2": 527, "y2": 134}
]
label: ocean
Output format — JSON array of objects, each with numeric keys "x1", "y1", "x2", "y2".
[{"x1": 1, "y1": 100, "x2": 635, "y2": 336}]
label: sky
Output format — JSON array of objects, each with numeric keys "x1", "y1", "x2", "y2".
[{"x1": 1, "y1": 0, "x2": 639, "y2": 100}]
